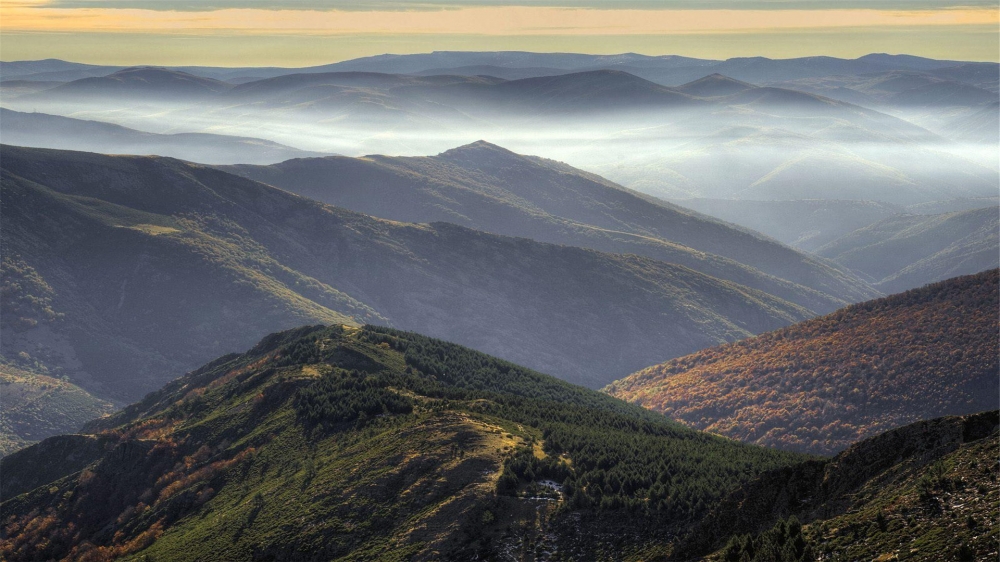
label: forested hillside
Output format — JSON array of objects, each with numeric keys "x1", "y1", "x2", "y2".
[
  {"x1": 0, "y1": 325, "x2": 803, "y2": 561},
  {"x1": 607, "y1": 270, "x2": 999, "y2": 454},
  {"x1": 676, "y1": 411, "x2": 999, "y2": 562}
]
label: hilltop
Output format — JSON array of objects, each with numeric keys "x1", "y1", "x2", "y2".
[
  {"x1": 0, "y1": 325, "x2": 804, "y2": 560},
  {"x1": 606, "y1": 270, "x2": 999, "y2": 455}
]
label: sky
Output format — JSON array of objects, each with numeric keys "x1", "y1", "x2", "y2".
[{"x1": 1, "y1": 0, "x2": 997, "y2": 66}]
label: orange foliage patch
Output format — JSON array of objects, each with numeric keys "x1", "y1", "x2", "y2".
[{"x1": 607, "y1": 270, "x2": 999, "y2": 455}]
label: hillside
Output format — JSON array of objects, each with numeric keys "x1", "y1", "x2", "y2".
[
  {"x1": 0, "y1": 364, "x2": 112, "y2": 456},
  {"x1": 0, "y1": 325, "x2": 804, "y2": 561},
  {"x1": 0, "y1": 108, "x2": 326, "y2": 165},
  {"x1": 675, "y1": 411, "x2": 999, "y2": 562},
  {"x1": 816, "y1": 207, "x2": 999, "y2": 293},
  {"x1": 1, "y1": 145, "x2": 817, "y2": 402},
  {"x1": 605, "y1": 270, "x2": 999, "y2": 455},
  {"x1": 674, "y1": 198, "x2": 905, "y2": 251},
  {"x1": 223, "y1": 141, "x2": 876, "y2": 313},
  {"x1": 674, "y1": 74, "x2": 754, "y2": 98}
]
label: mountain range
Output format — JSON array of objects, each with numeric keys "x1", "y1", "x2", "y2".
[
  {"x1": 0, "y1": 49, "x2": 996, "y2": 561},
  {"x1": 2, "y1": 144, "x2": 844, "y2": 410},
  {"x1": 5, "y1": 62, "x2": 995, "y2": 208},
  {"x1": 3, "y1": 52, "x2": 992, "y2": 88},
  {"x1": 605, "y1": 270, "x2": 999, "y2": 455},
  {"x1": 672, "y1": 199, "x2": 908, "y2": 252},
  {"x1": 221, "y1": 141, "x2": 873, "y2": 313}
]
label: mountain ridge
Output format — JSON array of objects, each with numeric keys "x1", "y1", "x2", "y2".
[
  {"x1": 1, "y1": 144, "x2": 819, "y2": 404},
  {"x1": 222, "y1": 140, "x2": 878, "y2": 313},
  {"x1": 0, "y1": 324, "x2": 805, "y2": 560}
]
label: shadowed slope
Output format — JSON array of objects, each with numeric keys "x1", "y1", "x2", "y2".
[
  {"x1": 2, "y1": 145, "x2": 813, "y2": 401},
  {"x1": 224, "y1": 141, "x2": 877, "y2": 312}
]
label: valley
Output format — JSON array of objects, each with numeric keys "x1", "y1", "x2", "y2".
[{"x1": 0, "y1": 43, "x2": 996, "y2": 562}]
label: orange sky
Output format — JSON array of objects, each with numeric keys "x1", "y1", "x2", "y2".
[{"x1": 1, "y1": 1, "x2": 997, "y2": 64}]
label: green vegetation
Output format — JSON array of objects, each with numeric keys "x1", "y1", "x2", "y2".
[
  {"x1": 679, "y1": 411, "x2": 999, "y2": 562},
  {"x1": 0, "y1": 364, "x2": 113, "y2": 456},
  {"x1": 607, "y1": 270, "x2": 999, "y2": 454},
  {"x1": 0, "y1": 324, "x2": 804, "y2": 561},
  {"x1": 798, "y1": 434, "x2": 999, "y2": 561},
  {"x1": 720, "y1": 517, "x2": 814, "y2": 562}
]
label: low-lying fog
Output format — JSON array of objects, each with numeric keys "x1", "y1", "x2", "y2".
[{"x1": 2, "y1": 90, "x2": 997, "y2": 207}]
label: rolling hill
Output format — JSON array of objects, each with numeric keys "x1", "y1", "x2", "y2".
[
  {"x1": 0, "y1": 108, "x2": 326, "y2": 165},
  {"x1": 605, "y1": 270, "x2": 999, "y2": 455},
  {"x1": 37, "y1": 67, "x2": 233, "y2": 101},
  {"x1": 5, "y1": 53, "x2": 988, "y2": 87},
  {"x1": 1, "y1": 144, "x2": 818, "y2": 403},
  {"x1": 9, "y1": 62, "x2": 994, "y2": 208},
  {"x1": 816, "y1": 207, "x2": 999, "y2": 293},
  {"x1": 223, "y1": 141, "x2": 876, "y2": 313},
  {"x1": 675, "y1": 411, "x2": 999, "y2": 562},
  {"x1": 0, "y1": 325, "x2": 805, "y2": 560}
]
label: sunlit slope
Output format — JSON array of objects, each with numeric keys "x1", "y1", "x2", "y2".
[
  {"x1": 0, "y1": 364, "x2": 112, "y2": 457},
  {"x1": 1, "y1": 145, "x2": 814, "y2": 401},
  {"x1": 817, "y1": 207, "x2": 1000, "y2": 293},
  {"x1": 606, "y1": 270, "x2": 999, "y2": 455},
  {"x1": 0, "y1": 325, "x2": 804, "y2": 561},
  {"x1": 224, "y1": 140, "x2": 877, "y2": 312}
]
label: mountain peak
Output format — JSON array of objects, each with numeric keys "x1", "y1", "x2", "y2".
[
  {"x1": 676, "y1": 73, "x2": 755, "y2": 97},
  {"x1": 437, "y1": 140, "x2": 520, "y2": 161}
]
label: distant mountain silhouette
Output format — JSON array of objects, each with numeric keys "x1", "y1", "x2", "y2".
[{"x1": 0, "y1": 108, "x2": 326, "y2": 164}]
